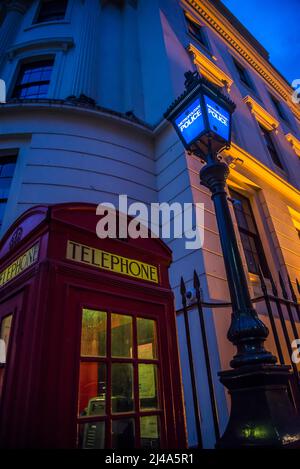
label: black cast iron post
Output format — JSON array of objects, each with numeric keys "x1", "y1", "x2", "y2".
[{"x1": 200, "y1": 151, "x2": 276, "y2": 369}]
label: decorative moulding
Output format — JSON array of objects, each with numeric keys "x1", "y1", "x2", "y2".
[
  {"x1": 185, "y1": 0, "x2": 300, "y2": 122},
  {"x1": 222, "y1": 142, "x2": 300, "y2": 206},
  {"x1": 7, "y1": 37, "x2": 74, "y2": 60},
  {"x1": 288, "y1": 206, "x2": 300, "y2": 231},
  {"x1": 188, "y1": 43, "x2": 233, "y2": 91},
  {"x1": 285, "y1": 133, "x2": 300, "y2": 157},
  {"x1": 243, "y1": 95, "x2": 279, "y2": 132}
]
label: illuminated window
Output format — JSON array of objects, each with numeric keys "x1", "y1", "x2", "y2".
[
  {"x1": 34, "y1": 0, "x2": 68, "y2": 24},
  {"x1": 78, "y1": 310, "x2": 160, "y2": 449},
  {"x1": 0, "y1": 315, "x2": 13, "y2": 364},
  {"x1": 230, "y1": 190, "x2": 270, "y2": 278},
  {"x1": 0, "y1": 156, "x2": 17, "y2": 229},
  {"x1": 185, "y1": 13, "x2": 208, "y2": 49},
  {"x1": 259, "y1": 124, "x2": 284, "y2": 169},
  {"x1": 233, "y1": 58, "x2": 254, "y2": 90}
]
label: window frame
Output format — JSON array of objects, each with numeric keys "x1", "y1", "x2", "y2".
[
  {"x1": 269, "y1": 93, "x2": 289, "y2": 123},
  {"x1": 184, "y1": 12, "x2": 210, "y2": 51},
  {"x1": 0, "y1": 155, "x2": 17, "y2": 230},
  {"x1": 33, "y1": 0, "x2": 68, "y2": 25},
  {"x1": 232, "y1": 57, "x2": 255, "y2": 91},
  {"x1": 229, "y1": 189, "x2": 270, "y2": 279},
  {"x1": 77, "y1": 307, "x2": 162, "y2": 449},
  {"x1": 11, "y1": 58, "x2": 54, "y2": 100},
  {"x1": 258, "y1": 123, "x2": 284, "y2": 170}
]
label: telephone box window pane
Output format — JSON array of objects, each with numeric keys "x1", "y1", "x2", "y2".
[
  {"x1": 111, "y1": 314, "x2": 132, "y2": 358},
  {"x1": 0, "y1": 315, "x2": 12, "y2": 364},
  {"x1": 78, "y1": 421, "x2": 105, "y2": 449},
  {"x1": 81, "y1": 309, "x2": 106, "y2": 357},
  {"x1": 78, "y1": 363, "x2": 106, "y2": 417},
  {"x1": 112, "y1": 419, "x2": 135, "y2": 449},
  {"x1": 140, "y1": 416, "x2": 160, "y2": 449},
  {"x1": 111, "y1": 363, "x2": 134, "y2": 413},
  {"x1": 139, "y1": 364, "x2": 158, "y2": 410},
  {"x1": 137, "y1": 318, "x2": 157, "y2": 359}
]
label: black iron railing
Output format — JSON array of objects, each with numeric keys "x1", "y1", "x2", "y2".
[{"x1": 177, "y1": 269, "x2": 300, "y2": 448}]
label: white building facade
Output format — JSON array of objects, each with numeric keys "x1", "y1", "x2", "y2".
[{"x1": 0, "y1": 0, "x2": 300, "y2": 448}]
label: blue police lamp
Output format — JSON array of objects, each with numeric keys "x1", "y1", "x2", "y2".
[
  {"x1": 164, "y1": 71, "x2": 235, "y2": 159},
  {"x1": 164, "y1": 73, "x2": 300, "y2": 449}
]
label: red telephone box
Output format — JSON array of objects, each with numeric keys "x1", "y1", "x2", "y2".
[{"x1": 0, "y1": 203, "x2": 187, "y2": 449}]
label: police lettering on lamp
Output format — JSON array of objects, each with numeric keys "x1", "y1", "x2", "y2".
[
  {"x1": 207, "y1": 104, "x2": 228, "y2": 126},
  {"x1": 179, "y1": 105, "x2": 202, "y2": 131}
]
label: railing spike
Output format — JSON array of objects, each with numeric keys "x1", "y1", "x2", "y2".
[
  {"x1": 296, "y1": 278, "x2": 300, "y2": 296},
  {"x1": 180, "y1": 276, "x2": 186, "y2": 296},
  {"x1": 287, "y1": 274, "x2": 297, "y2": 303},
  {"x1": 257, "y1": 264, "x2": 267, "y2": 295},
  {"x1": 193, "y1": 269, "x2": 200, "y2": 289},
  {"x1": 278, "y1": 271, "x2": 288, "y2": 299},
  {"x1": 269, "y1": 272, "x2": 278, "y2": 297}
]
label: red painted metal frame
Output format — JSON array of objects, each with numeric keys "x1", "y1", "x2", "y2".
[{"x1": 0, "y1": 203, "x2": 187, "y2": 449}]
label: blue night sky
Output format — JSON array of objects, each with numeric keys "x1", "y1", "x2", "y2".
[{"x1": 222, "y1": 0, "x2": 300, "y2": 85}]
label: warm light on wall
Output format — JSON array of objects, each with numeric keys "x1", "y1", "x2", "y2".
[
  {"x1": 188, "y1": 43, "x2": 233, "y2": 92},
  {"x1": 285, "y1": 133, "x2": 300, "y2": 157},
  {"x1": 222, "y1": 143, "x2": 300, "y2": 207},
  {"x1": 288, "y1": 206, "x2": 300, "y2": 231},
  {"x1": 243, "y1": 95, "x2": 279, "y2": 132},
  {"x1": 184, "y1": 0, "x2": 300, "y2": 122}
]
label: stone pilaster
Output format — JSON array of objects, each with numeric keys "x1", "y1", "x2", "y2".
[
  {"x1": 70, "y1": 0, "x2": 101, "y2": 100},
  {"x1": 0, "y1": 0, "x2": 29, "y2": 70}
]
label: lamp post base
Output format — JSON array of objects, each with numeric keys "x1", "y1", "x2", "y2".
[{"x1": 217, "y1": 364, "x2": 300, "y2": 448}]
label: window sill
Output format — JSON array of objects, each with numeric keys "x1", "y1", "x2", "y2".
[
  {"x1": 24, "y1": 20, "x2": 70, "y2": 32},
  {"x1": 7, "y1": 37, "x2": 74, "y2": 59}
]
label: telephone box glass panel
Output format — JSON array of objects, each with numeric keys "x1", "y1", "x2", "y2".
[
  {"x1": 78, "y1": 310, "x2": 161, "y2": 449},
  {"x1": 0, "y1": 314, "x2": 12, "y2": 364},
  {"x1": 81, "y1": 309, "x2": 106, "y2": 357},
  {"x1": 137, "y1": 318, "x2": 157, "y2": 359}
]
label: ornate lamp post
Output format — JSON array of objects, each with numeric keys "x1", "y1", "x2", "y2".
[{"x1": 164, "y1": 71, "x2": 300, "y2": 448}]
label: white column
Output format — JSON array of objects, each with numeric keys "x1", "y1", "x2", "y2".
[
  {"x1": 70, "y1": 0, "x2": 101, "y2": 100},
  {"x1": 122, "y1": 0, "x2": 141, "y2": 114},
  {"x1": 0, "y1": 1, "x2": 29, "y2": 69}
]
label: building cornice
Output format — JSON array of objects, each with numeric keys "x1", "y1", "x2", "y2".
[
  {"x1": 243, "y1": 95, "x2": 279, "y2": 132},
  {"x1": 285, "y1": 133, "x2": 300, "y2": 157},
  {"x1": 0, "y1": 100, "x2": 154, "y2": 135},
  {"x1": 223, "y1": 143, "x2": 300, "y2": 207},
  {"x1": 183, "y1": 0, "x2": 300, "y2": 122},
  {"x1": 188, "y1": 43, "x2": 233, "y2": 91}
]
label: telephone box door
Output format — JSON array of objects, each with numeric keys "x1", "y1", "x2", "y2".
[{"x1": 58, "y1": 286, "x2": 181, "y2": 449}]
